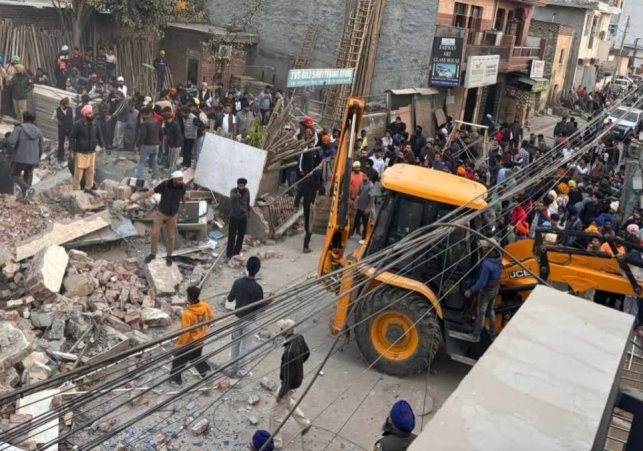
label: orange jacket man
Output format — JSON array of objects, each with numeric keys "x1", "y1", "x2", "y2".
[{"x1": 169, "y1": 286, "x2": 215, "y2": 386}]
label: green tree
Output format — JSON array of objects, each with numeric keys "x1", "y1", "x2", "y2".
[{"x1": 52, "y1": 0, "x2": 176, "y2": 48}]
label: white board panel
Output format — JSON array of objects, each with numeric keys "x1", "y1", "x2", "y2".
[{"x1": 194, "y1": 133, "x2": 267, "y2": 206}]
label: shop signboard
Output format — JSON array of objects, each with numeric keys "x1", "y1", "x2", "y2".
[
  {"x1": 529, "y1": 60, "x2": 545, "y2": 79},
  {"x1": 464, "y1": 55, "x2": 500, "y2": 89},
  {"x1": 286, "y1": 68, "x2": 354, "y2": 88},
  {"x1": 429, "y1": 36, "x2": 464, "y2": 88}
]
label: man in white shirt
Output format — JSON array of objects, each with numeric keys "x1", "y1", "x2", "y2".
[
  {"x1": 216, "y1": 104, "x2": 237, "y2": 135},
  {"x1": 117, "y1": 76, "x2": 128, "y2": 97},
  {"x1": 372, "y1": 148, "x2": 386, "y2": 178}
]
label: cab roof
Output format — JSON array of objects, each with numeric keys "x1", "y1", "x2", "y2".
[{"x1": 380, "y1": 164, "x2": 488, "y2": 210}]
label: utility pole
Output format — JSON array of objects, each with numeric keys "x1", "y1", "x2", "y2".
[
  {"x1": 633, "y1": 37, "x2": 641, "y2": 73},
  {"x1": 617, "y1": 15, "x2": 630, "y2": 76}
]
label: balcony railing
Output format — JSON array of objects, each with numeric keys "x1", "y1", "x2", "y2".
[
  {"x1": 512, "y1": 46, "x2": 541, "y2": 58},
  {"x1": 466, "y1": 45, "x2": 511, "y2": 61}
]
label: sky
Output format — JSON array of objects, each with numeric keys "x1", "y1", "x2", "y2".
[{"x1": 613, "y1": 0, "x2": 643, "y2": 46}]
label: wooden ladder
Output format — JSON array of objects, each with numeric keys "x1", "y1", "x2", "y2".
[
  {"x1": 293, "y1": 24, "x2": 321, "y2": 70},
  {"x1": 323, "y1": 0, "x2": 374, "y2": 122}
]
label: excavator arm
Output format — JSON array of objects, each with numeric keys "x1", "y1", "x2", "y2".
[{"x1": 317, "y1": 98, "x2": 365, "y2": 279}]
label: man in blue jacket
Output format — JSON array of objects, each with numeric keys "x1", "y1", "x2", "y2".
[{"x1": 465, "y1": 238, "x2": 502, "y2": 342}]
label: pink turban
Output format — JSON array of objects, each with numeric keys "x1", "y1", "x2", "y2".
[
  {"x1": 81, "y1": 105, "x2": 93, "y2": 117},
  {"x1": 627, "y1": 224, "x2": 640, "y2": 235}
]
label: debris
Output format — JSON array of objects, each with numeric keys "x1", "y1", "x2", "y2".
[
  {"x1": 64, "y1": 216, "x2": 138, "y2": 248},
  {"x1": 229, "y1": 255, "x2": 245, "y2": 268},
  {"x1": 46, "y1": 318, "x2": 66, "y2": 340},
  {"x1": 0, "y1": 321, "x2": 31, "y2": 368},
  {"x1": 1, "y1": 296, "x2": 34, "y2": 310},
  {"x1": 14, "y1": 210, "x2": 111, "y2": 261},
  {"x1": 125, "y1": 330, "x2": 153, "y2": 345},
  {"x1": 9, "y1": 413, "x2": 33, "y2": 425},
  {"x1": 0, "y1": 367, "x2": 20, "y2": 392},
  {"x1": 247, "y1": 393, "x2": 261, "y2": 406},
  {"x1": 106, "y1": 315, "x2": 132, "y2": 333},
  {"x1": 63, "y1": 273, "x2": 96, "y2": 297},
  {"x1": 61, "y1": 191, "x2": 107, "y2": 214},
  {"x1": 260, "y1": 377, "x2": 278, "y2": 392},
  {"x1": 16, "y1": 389, "x2": 60, "y2": 447},
  {"x1": 144, "y1": 259, "x2": 183, "y2": 295},
  {"x1": 140, "y1": 308, "x2": 171, "y2": 327},
  {"x1": 190, "y1": 419, "x2": 210, "y2": 436},
  {"x1": 24, "y1": 245, "x2": 69, "y2": 300},
  {"x1": 2, "y1": 261, "x2": 20, "y2": 278},
  {"x1": 247, "y1": 415, "x2": 259, "y2": 425},
  {"x1": 51, "y1": 351, "x2": 77, "y2": 362},
  {"x1": 113, "y1": 186, "x2": 133, "y2": 201},
  {"x1": 91, "y1": 416, "x2": 114, "y2": 433},
  {"x1": 129, "y1": 391, "x2": 145, "y2": 406},
  {"x1": 265, "y1": 240, "x2": 276, "y2": 246},
  {"x1": 21, "y1": 351, "x2": 49, "y2": 370},
  {"x1": 68, "y1": 249, "x2": 90, "y2": 269},
  {"x1": 217, "y1": 380, "x2": 229, "y2": 392},
  {"x1": 155, "y1": 433, "x2": 166, "y2": 445}
]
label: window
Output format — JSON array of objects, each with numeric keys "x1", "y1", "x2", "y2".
[
  {"x1": 559, "y1": 49, "x2": 565, "y2": 64},
  {"x1": 494, "y1": 8, "x2": 506, "y2": 31},
  {"x1": 468, "y1": 6, "x2": 483, "y2": 30},
  {"x1": 588, "y1": 16, "x2": 598, "y2": 49},
  {"x1": 584, "y1": 14, "x2": 592, "y2": 36},
  {"x1": 453, "y1": 2, "x2": 468, "y2": 28},
  {"x1": 505, "y1": 10, "x2": 514, "y2": 35}
]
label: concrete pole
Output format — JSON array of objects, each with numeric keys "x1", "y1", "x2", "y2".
[
  {"x1": 633, "y1": 38, "x2": 641, "y2": 74},
  {"x1": 617, "y1": 16, "x2": 630, "y2": 76},
  {"x1": 620, "y1": 140, "x2": 642, "y2": 221}
]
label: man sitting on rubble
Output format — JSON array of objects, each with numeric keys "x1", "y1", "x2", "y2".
[
  {"x1": 168, "y1": 286, "x2": 215, "y2": 387},
  {"x1": 128, "y1": 170, "x2": 187, "y2": 266}
]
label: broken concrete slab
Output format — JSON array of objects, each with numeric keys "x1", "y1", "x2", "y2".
[
  {"x1": 86, "y1": 326, "x2": 130, "y2": 365},
  {"x1": 62, "y1": 273, "x2": 95, "y2": 298},
  {"x1": 16, "y1": 389, "x2": 59, "y2": 450},
  {"x1": 0, "y1": 322, "x2": 32, "y2": 369},
  {"x1": 64, "y1": 216, "x2": 138, "y2": 248},
  {"x1": 144, "y1": 259, "x2": 183, "y2": 296},
  {"x1": 14, "y1": 210, "x2": 112, "y2": 261},
  {"x1": 24, "y1": 245, "x2": 69, "y2": 301},
  {"x1": 140, "y1": 308, "x2": 171, "y2": 327},
  {"x1": 61, "y1": 191, "x2": 106, "y2": 215}
]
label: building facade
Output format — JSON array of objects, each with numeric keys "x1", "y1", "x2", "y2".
[
  {"x1": 432, "y1": 0, "x2": 547, "y2": 125},
  {"x1": 529, "y1": 20, "x2": 574, "y2": 107},
  {"x1": 532, "y1": 0, "x2": 622, "y2": 92},
  {"x1": 204, "y1": 0, "x2": 439, "y2": 96}
]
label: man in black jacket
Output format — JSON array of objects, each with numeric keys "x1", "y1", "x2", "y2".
[
  {"x1": 269, "y1": 319, "x2": 311, "y2": 449},
  {"x1": 227, "y1": 256, "x2": 267, "y2": 378},
  {"x1": 294, "y1": 168, "x2": 322, "y2": 254},
  {"x1": 69, "y1": 105, "x2": 105, "y2": 191},
  {"x1": 227, "y1": 177, "x2": 250, "y2": 259},
  {"x1": 136, "y1": 107, "x2": 161, "y2": 181},
  {"x1": 54, "y1": 97, "x2": 74, "y2": 163},
  {"x1": 163, "y1": 107, "x2": 182, "y2": 172}
]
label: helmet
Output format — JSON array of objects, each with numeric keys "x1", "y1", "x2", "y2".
[
  {"x1": 160, "y1": 49, "x2": 166, "y2": 56},
  {"x1": 117, "y1": 76, "x2": 124, "y2": 82},
  {"x1": 321, "y1": 134, "x2": 331, "y2": 144},
  {"x1": 11, "y1": 56, "x2": 20, "y2": 63},
  {"x1": 61, "y1": 45, "x2": 69, "y2": 51},
  {"x1": 302, "y1": 117, "x2": 314, "y2": 127}
]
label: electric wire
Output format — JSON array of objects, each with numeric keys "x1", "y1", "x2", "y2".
[{"x1": 6, "y1": 86, "x2": 643, "y2": 450}]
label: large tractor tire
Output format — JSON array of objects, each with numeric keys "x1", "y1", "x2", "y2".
[{"x1": 354, "y1": 286, "x2": 441, "y2": 377}]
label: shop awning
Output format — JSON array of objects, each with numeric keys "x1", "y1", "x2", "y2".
[
  {"x1": 517, "y1": 76, "x2": 548, "y2": 92},
  {"x1": 386, "y1": 87, "x2": 440, "y2": 96}
]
